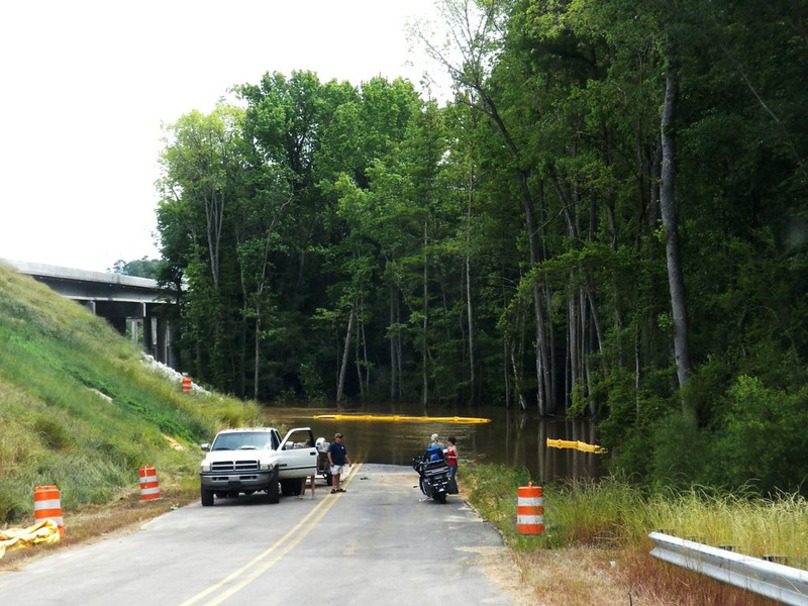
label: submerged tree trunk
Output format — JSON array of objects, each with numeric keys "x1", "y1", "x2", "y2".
[
  {"x1": 503, "y1": 336, "x2": 512, "y2": 408},
  {"x1": 355, "y1": 302, "x2": 364, "y2": 402},
  {"x1": 422, "y1": 219, "x2": 429, "y2": 407},
  {"x1": 568, "y1": 279, "x2": 579, "y2": 407},
  {"x1": 389, "y1": 283, "x2": 397, "y2": 401},
  {"x1": 465, "y1": 173, "x2": 476, "y2": 404},
  {"x1": 510, "y1": 341, "x2": 528, "y2": 411},
  {"x1": 336, "y1": 307, "x2": 355, "y2": 403},
  {"x1": 396, "y1": 289, "x2": 403, "y2": 401},
  {"x1": 659, "y1": 43, "x2": 692, "y2": 414},
  {"x1": 361, "y1": 296, "x2": 369, "y2": 397},
  {"x1": 253, "y1": 300, "x2": 262, "y2": 401}
]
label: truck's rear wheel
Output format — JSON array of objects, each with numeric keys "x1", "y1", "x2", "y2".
[
  {"x1": 281, "y1": 478, "x2": 306, "y2": 497},
  {"x1": 201, "y1": 486, "x2": 214, "y2": 507},
  {"x1": 281, "y1": 479, "x2": 304, "y2": 496}
]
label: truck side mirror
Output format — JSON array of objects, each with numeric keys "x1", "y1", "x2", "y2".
[{"x1": 200, "y1": 443, "x2": 210, "y2": 452}]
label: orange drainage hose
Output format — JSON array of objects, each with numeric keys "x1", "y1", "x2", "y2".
[{"x1": 312, "y1": 413, "x2": 491, "y2": 424}]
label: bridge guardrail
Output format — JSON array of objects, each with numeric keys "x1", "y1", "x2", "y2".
[{"x1": 649, "y1": 531, "x2": 808, "y2": 605}]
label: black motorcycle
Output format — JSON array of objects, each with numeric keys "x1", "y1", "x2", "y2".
[{"x1": 412, "y1": 450, "x2": 450, "y2": 504}]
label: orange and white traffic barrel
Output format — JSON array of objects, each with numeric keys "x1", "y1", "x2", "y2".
[
  {"x1": 138, "y1": 465, "x2": 161, "y2": 501},
  {"x1": 516, "y1": 482, "x2": 544, "y2": 535},
  {"x1": 181, "y1": 374, "x2": 192, "y2": 393},
  {"x1": 34, "y1": 485, "x2": 64, "y2": 537}
]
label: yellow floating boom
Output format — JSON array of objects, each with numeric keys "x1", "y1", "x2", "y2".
[
  {"x1": 312, "y1": 413, "x2": 491, "y2": 424},
  {"x1": 546, "y1": 438, "x2": 607, "y2": 454},
  {"x1": 0, "y1": 519, "x2": 60, "y2": 559}
]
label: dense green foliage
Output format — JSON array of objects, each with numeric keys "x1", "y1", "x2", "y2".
[
  {"x1": 154, "y1": 1, "x2": 808, "y2": 494},
  {"x1": 0, "y1": 263, "x2": 259, "y2": 523},
  {"x1": 110, "y1": 257, "x2": 162, "y2": 279}
]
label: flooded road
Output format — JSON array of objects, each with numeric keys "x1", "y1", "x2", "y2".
[{"x1": 264, "y1": 403, "x2": 606, "y2": 483}]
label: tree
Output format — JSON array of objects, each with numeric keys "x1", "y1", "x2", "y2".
[
  {"x1": 420, "y1": 0, "x2": 556, "y2": 414},
  {"x1": 110, "y1": 257, "x2": 161, "y2": 279},
  {"x1": 157, "y1": 105, "x2": 247, "y2": 388}
]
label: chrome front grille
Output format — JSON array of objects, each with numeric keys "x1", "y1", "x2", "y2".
[{"x1": 210, "y1": 460, "x2": 259, "y2": 472}]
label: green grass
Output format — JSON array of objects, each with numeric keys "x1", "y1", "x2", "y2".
[
  {"x1": 463, "y1": 463, "x2": 808, "y2": 566},
  {"x1": 0, "y1": 263, "x2": 261, "y2": 523}
]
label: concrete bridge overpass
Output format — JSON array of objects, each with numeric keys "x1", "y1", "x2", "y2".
[{"x1": 4, "y1": 260, "x2": 177, "y2": 369}]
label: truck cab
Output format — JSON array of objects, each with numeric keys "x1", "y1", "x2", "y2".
[{"x1": 199, "y1": 427, "x2": 317, "y2": 506}]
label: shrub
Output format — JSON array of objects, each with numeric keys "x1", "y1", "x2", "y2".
[
  {"x1": 0, "y1": 482, "x2": 29, "y2": 522},
  {"x1": 33, "y1": 416, "x2": 71, "y2": 451},
  {"x1": 649, "y1": 412, "x2": 709, "y2": 492},
  {"x1": 708, "y1": 376, "x2": 808, "y2": 495}
]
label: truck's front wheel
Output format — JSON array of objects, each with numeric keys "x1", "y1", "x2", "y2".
[
  {"x1": 267, "y1": 470, "x2": 280, "y2": 504},
  {"x1": 201, "y1": 486, "x2": 214, "y2": 507}
]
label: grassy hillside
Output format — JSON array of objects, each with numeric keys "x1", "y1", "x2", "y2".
[{"x1": 0, "y1": 262, "x2": 259, "y2": 523}]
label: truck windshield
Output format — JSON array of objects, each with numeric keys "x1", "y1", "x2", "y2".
[{"x1": 211, "y1": 432, "x2": 272, "y2": 451}]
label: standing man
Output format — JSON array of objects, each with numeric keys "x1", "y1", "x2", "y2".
[{"x1": 327, "y1": 432, "x2": 351, "y2": 494}]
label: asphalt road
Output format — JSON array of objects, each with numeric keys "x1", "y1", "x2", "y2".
[{"x1": 0, "y1": 464, "x2": 515, "y2": 605}]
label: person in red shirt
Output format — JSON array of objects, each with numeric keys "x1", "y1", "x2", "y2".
[{"x1": 446, "y1": 436, "x2": 458, "y2": 483}]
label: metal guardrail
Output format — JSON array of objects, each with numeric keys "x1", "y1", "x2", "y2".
[{"x1": 649, "y1": 532, "x2": 808, "y2": 605}]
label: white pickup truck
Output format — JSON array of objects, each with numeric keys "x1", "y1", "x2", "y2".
[{"x1": 199, "y1": 427, "x2": 317, "y2": 506}]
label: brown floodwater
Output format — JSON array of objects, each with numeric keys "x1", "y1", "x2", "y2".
[{"x1": 263, "y1": 402, "x2": 606, "y2": 483}]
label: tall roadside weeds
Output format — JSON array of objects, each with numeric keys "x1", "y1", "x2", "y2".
[{"x1": 463, "y1": 464, "x2": 806, "y2": 605}]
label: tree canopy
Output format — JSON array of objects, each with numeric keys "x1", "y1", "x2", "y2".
[{"x1": 153, "y1": 1, "x2": 808, "y2": 494}]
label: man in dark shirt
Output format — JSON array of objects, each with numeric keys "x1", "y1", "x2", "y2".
[{"x1": 327, "y1": 432, "x2": 351, "y2": 493}]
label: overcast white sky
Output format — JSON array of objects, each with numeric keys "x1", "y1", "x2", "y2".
[{"x1": 0, "y1": 0, "x2": 449, "y2": 272}]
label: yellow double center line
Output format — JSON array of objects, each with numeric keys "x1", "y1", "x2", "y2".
[{"x1": 179, "y1": 462, "x2": 363, "y2": 606}]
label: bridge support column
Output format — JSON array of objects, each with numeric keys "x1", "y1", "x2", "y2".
[
  {"x1": 143, "y1": 315, "x2": 157, "y2": 360},
  {"x1": 161, "y1": 320, "x2": 175, "y2": 369},
  {"x1": 129, "y1": 318, "x2": 140, "y2": 347},
  {"x1": 142, "y1": 307, "x2": 176, "y2": 368}
]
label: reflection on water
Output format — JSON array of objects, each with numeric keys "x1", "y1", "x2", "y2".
[{"x1": 263, "y1": 402, "x2": 606, "y2": 483}]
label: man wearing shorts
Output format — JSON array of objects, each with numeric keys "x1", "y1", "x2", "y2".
[{"x1": 327, "y1": 432, "x2": 351, "y2": 493}]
